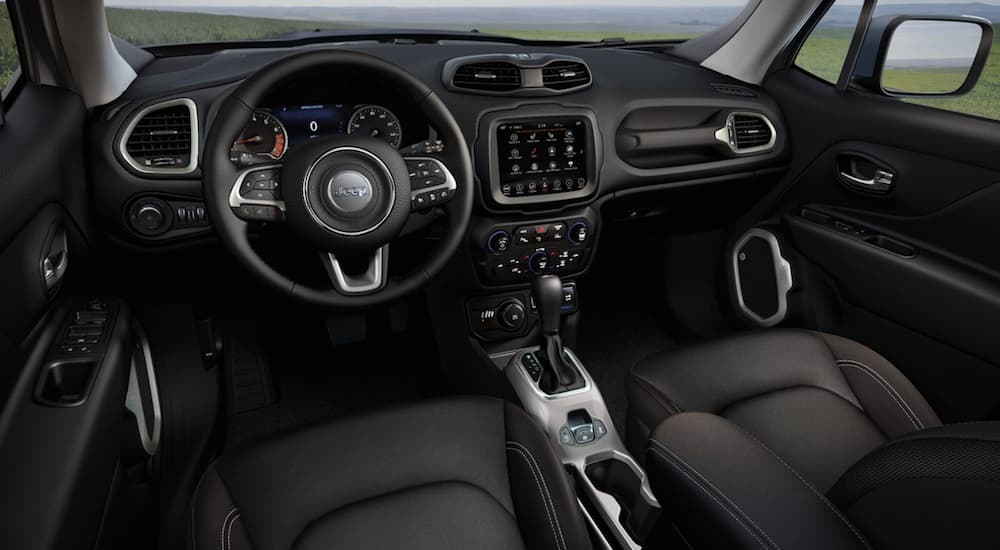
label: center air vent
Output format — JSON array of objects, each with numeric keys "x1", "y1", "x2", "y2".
[
  {"x1": 119, "y1": 98, "x2": 199, "y2": 175},
  {"x1": 452, "y1": 62, "x2": 522, "y2": 92},
  {"x1": 715, "y1": 112, "x2": 776, "y2": 154},
  {"x1": 443, "y1": 54, "x2": 592, "y2": 96},
  {"x1": 542, "y1": 61, "x2": 591, "y2": 91}
]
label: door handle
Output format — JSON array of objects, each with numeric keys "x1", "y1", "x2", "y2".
[
  {"x1": 40, "y1": 226, "x2": 68, "y2": 292},
  {"x1": 837, "y1": 153, "x2": 895, "y2": 194}
]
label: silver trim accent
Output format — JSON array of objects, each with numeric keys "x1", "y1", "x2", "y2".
[
  {"x1": 403, "y1": 156, "x2": 459, "y2": 209},
  {"x1": 229, "y1": 164, "x2": 287, "y2": 212},
  {"x1": 732, "y1": 228, "x2": 793, "y2": 327},
  {"x1": 125, "y1": 324, "x2": 162, "y2": 456},
  {"x1": 118, "y1": 98, "x2": 199, "y2": 175},
  {"x1": 714, "y1": 111, "x2": 777, "y2": 155},
  {"x1": 497, "y1": 346, "x2": 659, "y2": 550},
  {"x1": 323, "y1": 244, "x2": 388, "y2": 295},
  {"x1": 303, "y1": 147, "x2": 396, "y2": 236}
]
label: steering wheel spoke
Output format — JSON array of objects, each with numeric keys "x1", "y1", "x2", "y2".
[
  {"x1": 320, "y1": 244, "x2": 389, "y2": 295},
  {"x1": 229, "y1": 164, "x2": 287, "y2": 222},
  {"x1": 405, "y1": 156, "x2": 457, "y2": 211}
]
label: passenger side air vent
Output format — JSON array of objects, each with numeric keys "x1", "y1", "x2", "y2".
[
  {"x1": 443, "y1": 54, "x2": 592, "y2": 96},
  {"x1": 542, "y1": 61, "x2": 591, "y2": 91},
  {"x1": 120, "y1": 98, "x2": 199, "y2": 175},
  {"x1": 451, "y1": 62, "x2": 522, "y2": 92},
  {"x1": 715, "y1": 112, "x2": 776, "y2": 154}
]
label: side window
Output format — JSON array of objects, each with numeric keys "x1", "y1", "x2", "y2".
[
  {"x1": 1, "y1": 1, "x2": 19, "y2": 93},
  {"x1": 795, "y1": 2, "x2": 864, "y2": 84},
  {"x1": 795, "y1": 0, "x2": 1000, "y2": 122}
]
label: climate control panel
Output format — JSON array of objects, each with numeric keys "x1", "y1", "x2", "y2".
[{"x1": 473, "y1": 209, "x2": 597, "y2": 285}]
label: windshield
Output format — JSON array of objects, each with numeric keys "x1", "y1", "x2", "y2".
[{"x1": 103, "y1": 1, "x2": 751, "y2": 45}]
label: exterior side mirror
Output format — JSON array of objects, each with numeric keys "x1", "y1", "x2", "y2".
[{"x1": 852, "y1": 15, "x2": 994, "y2": 97}]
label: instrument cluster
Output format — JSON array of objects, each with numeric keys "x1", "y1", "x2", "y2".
[{"x1": 231, "y1": 103, "x2": 405, "y2": 164}]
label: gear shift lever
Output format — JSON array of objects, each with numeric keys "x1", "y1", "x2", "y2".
[{"x1": 532, "y1": 275, "x2": 581, "y2": 393}]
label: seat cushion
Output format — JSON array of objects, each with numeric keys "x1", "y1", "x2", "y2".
[
  {"x1": 190, "y1": 397, "x2": 591, "y2": 550},
  {"x1": 626, "y1": 330, "x2": 940, "y2": 491}
]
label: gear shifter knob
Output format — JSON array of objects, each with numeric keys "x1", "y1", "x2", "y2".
[{"x1": 532, "y1": 275, "x2": 563, "y2": 335}]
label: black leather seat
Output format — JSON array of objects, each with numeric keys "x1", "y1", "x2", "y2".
[
  {"x1": 627, "y1": 329, "x2": 939, "y2": 491},
  {"x1": 191, "y1": 397, "x2": 592, "y2": 550},
  {"x1": 627, "y1": 330, "x2": 1000, "y2": 550}
]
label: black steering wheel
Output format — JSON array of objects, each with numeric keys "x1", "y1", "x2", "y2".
[{"x1": 203, "y1": 50, "x2": 473, "y2": 308}]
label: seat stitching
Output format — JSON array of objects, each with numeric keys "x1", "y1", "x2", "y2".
[
  {"x1": 506, "y1": 441, "x2": 567, "y2": 550},
  {"x1": 220, "y1": 508, "x2": 238, "y2": 550},
  {"x1": 505, "y1": 446, "x2": 562, "y2": 550},
  {"x1": 649, "y1": 441, "x2": 779, "y2": 550},
  {"x1": 838, "y1": 360, "x2": 923, "y2": 430},
  {"x1": 506, "y1": 440, "x2": 567, "y2": 550},
  {"x1": 226, "y1": 513, "x2": 241, "y2": 550},
  {"x1": 647, "y1": 447, "x2": 772, "y2": 550},
  {"x1": 732, "y1": 426, "x2": 874, "y2": 550}
]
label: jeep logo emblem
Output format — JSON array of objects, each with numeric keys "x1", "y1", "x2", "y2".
[
  {"x1": 325, "y1": 170, "x2": 374, "y2": 213},
  {"x1": 333, "y1": 186, "x2": 369, "y2": 198}
]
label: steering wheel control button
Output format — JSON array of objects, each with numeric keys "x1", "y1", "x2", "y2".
[
  {"x1": 488, "y1": 231, "x2": 512, "y2": 254},
  {"x1": 325, "y1": 170, "x2": 374, "y2": 213},
  {"x1": 235, "y1": 204, "x2": 282, "y2": 222}
]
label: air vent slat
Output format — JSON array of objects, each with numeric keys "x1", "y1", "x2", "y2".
[
  {"x1": 452, "y1": 62, "x2": 521, "y2": 92},
  {"x1": 542, "y1": 61, "x2": 592, "y2": 91},
  {"x1": 730, "y1": 113, "x2": 774, "y2": 151},
  {"x1": 122, "y1": 101, "x2": 197, "y2": 173}
]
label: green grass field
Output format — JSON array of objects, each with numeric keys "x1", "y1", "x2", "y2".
[{"x1": 1, "y1": 5, "x2": 999, "y2": 120}]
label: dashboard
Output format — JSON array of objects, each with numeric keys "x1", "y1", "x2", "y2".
[{"x1": 92, "y1": 40, "x2": 789, "y2": 289}]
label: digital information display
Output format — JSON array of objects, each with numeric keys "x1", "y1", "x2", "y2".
[
  {"x1": 274, "y1": 104, "x2": 349, "y2": 147},
  {"x1": 496, "y1": 118, "x2": 589, "y2": 197}
]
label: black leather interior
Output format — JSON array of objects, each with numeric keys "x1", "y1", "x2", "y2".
[
  {"x1": 630, "y1": 329, "x2": 1000, "y2": 549},
  {"x1": 829, "y1": 422, "x2": 1000, "y2": 550},
  {"x1": 627, "y1": 329, "x2": 940, "y2": 491},
  {"x1": 190, "y1": 397, "x2": 592, "y2": 550},
  {"x1": 646, "y1": 412, "x2": 872, "y2": 550}
]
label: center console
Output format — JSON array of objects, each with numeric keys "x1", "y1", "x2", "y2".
[{"x1": 493, "y1": 348, "x2": 661, "y2": 550}]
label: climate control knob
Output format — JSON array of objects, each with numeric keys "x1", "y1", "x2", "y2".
[
  {"x1": 568, "y1": 222, "x2": 589, "y2": 245},
  {"x1": 487, "y1": 230, "x2": 512, "y2": 254},
  {"x1": 529, "y1": 251, "x2": 550, "y2": 273}
]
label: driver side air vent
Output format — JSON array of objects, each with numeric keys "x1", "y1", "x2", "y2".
[
  {"x1": 716, "y1": 112, "x2": 776, "y2": 154},
  {"x1": 452, "y1": 62, "x2": 522, "y2": 92},
  {"x1": 119, "y1": 98, "x2": 199, "y2": 175},
  {"x1": 542, "y1": 61, "x2": 591, "y2": 90}
]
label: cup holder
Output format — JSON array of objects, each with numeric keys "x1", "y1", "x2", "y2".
[
  {"x1": 583, "y1": 455, "x2": 661, "y2": 542},
  {"x1": 35, "y1": 360, "x2": 98, "y2": 407}
]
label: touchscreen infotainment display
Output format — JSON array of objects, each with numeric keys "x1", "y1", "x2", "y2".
[{"x1": 496, "y1": 118, "x2": 589, "y2": 197}]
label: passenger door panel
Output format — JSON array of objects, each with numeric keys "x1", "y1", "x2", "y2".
[{"x1": 762, "y1": 69, "x2": 1000, "y2": 421}]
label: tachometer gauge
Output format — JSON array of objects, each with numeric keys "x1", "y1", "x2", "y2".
[
  {"x1": 347, "y1": 105, "x2": 402, "y2": 148},
  {"x1": 232, "y1": 110, "x2": 288, "y2": 160}
]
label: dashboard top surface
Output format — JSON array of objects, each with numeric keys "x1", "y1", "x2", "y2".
[{"x1": 93, "y1": 39, "x2": 788, "y2": 246}]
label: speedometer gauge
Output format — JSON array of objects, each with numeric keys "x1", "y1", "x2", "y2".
[
  {"x1": 232, "y1": 110, "x2": 288, "y2": 160},
  {"x1": 347, "y1": 105, "x2": 402, "y2": 148}
]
